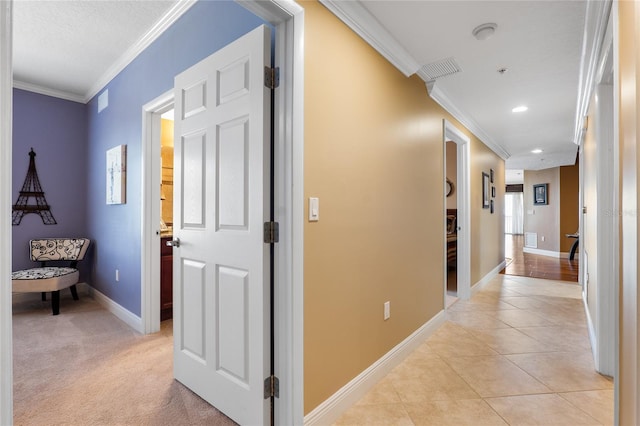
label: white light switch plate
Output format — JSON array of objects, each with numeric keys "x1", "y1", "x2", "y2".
[{"x1": 309, "y1": 197, "x2": 319, "y2": 222}]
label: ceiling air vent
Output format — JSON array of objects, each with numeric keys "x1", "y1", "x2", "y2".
[{"x1": 418, "y1": 57, "x2": 462, "y2": 82}]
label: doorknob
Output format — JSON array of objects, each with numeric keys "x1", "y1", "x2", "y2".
[{"x1": 166, "y1": 238, "x2": 180, "y2": 248}]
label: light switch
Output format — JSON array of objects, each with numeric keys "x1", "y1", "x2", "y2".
[{"x1": 309, "y1": 197, "x2": 319, "y2": 222}]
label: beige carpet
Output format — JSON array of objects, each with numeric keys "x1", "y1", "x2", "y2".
[{"x1": 12, "y1": 292, "x2": 236, "y2": 425}]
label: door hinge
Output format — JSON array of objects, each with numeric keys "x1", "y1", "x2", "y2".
[
  {"x1": 264, "y1": 375, "x2": 280, "y2": 399},
  {"x1": 264, "y1": 66, "x2": 280, "y2": 89},
  {"x1": 264, "y1": 221, "x2": 279, "y2": 243}
]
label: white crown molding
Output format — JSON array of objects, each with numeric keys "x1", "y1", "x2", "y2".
[
  {"x1": 319, "y1": 0, "x2": 420, "y2": 77},
  {"x1": 427, "y1": 81, "x2": 510, "y2": 160},
  {"x1": 317, "y1": 0, "x2": 509, "y2": 162},
  {"x1": 573, "y1": 0, "x2": 612, "y2": 145},
  {"x1": 13, "y1": 80, "x2": 85, "y2": 103},
  {"x1": 83, "y1": 0, "x2": 198, "y2": 103}
]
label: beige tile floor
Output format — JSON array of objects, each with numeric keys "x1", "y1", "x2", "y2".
[{"x1": 334, "y1": 275, "x2": 614, "y2": 426}]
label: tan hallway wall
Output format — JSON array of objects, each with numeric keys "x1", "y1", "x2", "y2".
[
  {"x1": 301, "y1": 0, "x2": 505, "y2": 413},
  {"x1": 618, "y1": 1, "x2": 640, "y2": 423},
  {"x1": 470, "y1": 141, "x2": 505, "y2": 281}
]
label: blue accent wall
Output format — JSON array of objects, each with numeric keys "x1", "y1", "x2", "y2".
[
  {"x1": 12, "y1": 89, "x2": 88, "y2": 278},
  {"x1": 85, "y1": 1, "x2": 268, "y2": 315}
]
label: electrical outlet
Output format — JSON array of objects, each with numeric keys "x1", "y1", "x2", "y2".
[
  {"x1": 384, "y1": 301, "x2": 390, "y2": 320},
  {"x1": 115, "y1": 269, "x2": 119, "y2": 282},
  {"x1": 541, "y1": 236, "x2": 545, "y2": 242}
]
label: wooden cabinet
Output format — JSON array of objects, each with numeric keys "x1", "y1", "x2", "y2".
[
  {"x1": 446, "y1": 209, "x2": 457, "y2": 268},
  {"x1": 160, "y1": 236, "x2": 173, "y2": 321},
  {"x1": 447, "y1": 234, "x2": 457, "y2": 267}
]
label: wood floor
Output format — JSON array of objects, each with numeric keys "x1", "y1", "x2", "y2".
[{"x1": 502, "y1": 234, "x2": 579, "y2": 282}]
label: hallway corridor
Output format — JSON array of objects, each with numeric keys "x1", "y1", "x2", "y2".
[
  {"x1": 334, "y1": 275, "x2": 612, "y2": 425},
  {"x1": 502, "y1": 235, "x2": 579, "y2": 282}
]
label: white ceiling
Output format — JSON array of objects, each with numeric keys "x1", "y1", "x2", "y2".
[
  {"x1": 13, "y1": 0, "x2": 181, "y2": 102},
  {"x1": 323, "y1": 0, "x2": 588, "y2": 171},
  {"x1": 13, "y1": 0, "x2": 587, "y2": 171},
  {"x1": 505, "y1": 169, "x2": 524, "y2": 185}
]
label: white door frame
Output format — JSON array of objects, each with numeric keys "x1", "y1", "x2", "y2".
[
  {"x1": 141, "y1": 90, "x2": 174, "y2": 335},
  {"x1": 576, "y1": 4, "x2": 616, "y2": 379},
  {"x1": 0, "y1": 1, "x2": 13, "y2": 424},
  {"x1": 443, "y1": 120, "x2": 471, "y2": 301},
  {"x1": 140, "y1": 1, "x2": 304, "y2": 424},
  {"x1": 610, "y1": 2, "x2": 621, "y2": 420},
  {"x1": 590, "y1": 22, "x2": 616, "y2": 377}
]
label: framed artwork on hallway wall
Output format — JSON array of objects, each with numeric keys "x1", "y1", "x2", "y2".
[
  {"x1": 533, "y1": 183, "x2": 548, "y2": 205},
  {"x1": 482, "y1": 172, "x2": 490, "y2": 208}
]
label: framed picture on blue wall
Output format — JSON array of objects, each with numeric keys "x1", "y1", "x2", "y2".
[
  {"x1": 106, "y1": 144, "x2": 127, "y2": 205},
  {"x1": 533, "y1": 183, "x2": 548, "y2": 205}
]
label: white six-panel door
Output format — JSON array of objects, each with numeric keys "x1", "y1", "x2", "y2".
[{"x1": 172, "y1": 25, "x2": 271, "y2": 425}]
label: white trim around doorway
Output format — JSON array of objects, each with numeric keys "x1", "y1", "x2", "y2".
[
  {"x1": 140, "y1": 1, "x2": 304, "y2": 424},
  {"x1": 0, "y1": 1, "x2": 13, "y2": 423},
  {"x1": 443, "y1": 120, "x2": 471, "y2": 301},
  {"x1": 141, "y1": 89, "x2": 174, "y2": 335}
]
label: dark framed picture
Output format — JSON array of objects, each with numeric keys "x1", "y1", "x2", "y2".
[
  {"x1": 490, "y1": 199, "x2": 494, "y2": 214},
  {"x1": 490, "y1": 168, "x2": 494, "y2": 183},
  {"x1": 533, "y1": 183, "x2": 548, "y2": 205},
  {"x1": 482, "y1": 172, "x2": 490, "y2": 208},
  {"x1": 491, "y1": 186, "x2": 495, "y2": 198}
]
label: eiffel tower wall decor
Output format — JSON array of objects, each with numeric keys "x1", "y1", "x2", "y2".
[
  {"x1": 106, "y1": 144, "x2": 127, "y2": 204},
  {"x1": 13, "y1": 148, "x2": 57, "y2": 226}
]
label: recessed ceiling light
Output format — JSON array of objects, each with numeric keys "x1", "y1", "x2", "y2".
[
  {"x1": 531, "y1": 149, "x2": 543, "y2": 154},
  {"x1": 472, "y1": 23, "x2": 497, "y2": 41},
  {"x1": 512, "y1": 105, "x2": 528, "y2": 113}
]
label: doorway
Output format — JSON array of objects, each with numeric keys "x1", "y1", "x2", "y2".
[
  {"x1": 139, "y1": 3, "x2": 304, "y2": 425},
  {"x1": 504, "y1": 181, "x2": 524, "y2": 270},
  {"x1": 443, "y1": 120, "x2": 471, "y2": 303},
  {"x1": 160, "y1": 109, "x2": 174, "y2": 322},
  {"x1": 445, "y1": 141, "x2": 457, "y2": 301},
  {"x1": 142, "y1": 92, "x2": 174, "y2": 334},
  {"x1": 1, "y1": 2, "x2": 304, "y2": 423}
]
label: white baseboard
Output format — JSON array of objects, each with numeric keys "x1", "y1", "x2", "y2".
[
  {"x1": 522, "y1": 247, "x2": 571, "y2": 258},
  {"x1": 582, "y1": 290, "x2": 614, "y2": 377},
  {"x1": 12, "y1": 282, "x2": 91, "y2": 304},
  {"x1": 303, "y1": 310, "x2": 446, "y2": 426},
  {"x1": 471, "y1": 260, "x2": 507, "y2": 296},
  {"x1": 583, "y1": 292, "x2": 598, "y2": 366},
  {"x1": 13, "y1": 282, "x2": 144, "y2": 335},
  {"x1": 87, "y1": 286, "x2": 143, "y2": 334}
]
